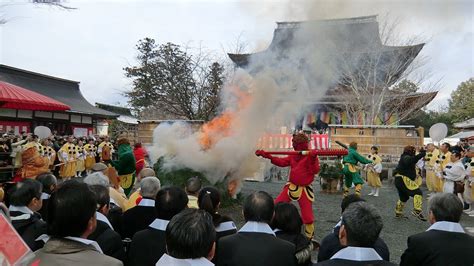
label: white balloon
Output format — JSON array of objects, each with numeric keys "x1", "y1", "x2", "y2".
[
  {"x1": 34, "y1": 126, "x2": 52, "y2": 139},
  {"x1": 429, "y1": 123, "x2": 448, "y2": 142}
]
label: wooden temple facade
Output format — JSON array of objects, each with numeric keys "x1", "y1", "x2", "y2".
[
  {"x1": 228, "y1": 15, "x2": 437, "y2": 130},
  {"x1": 0, "y1": 65, "x2": 118, "y2": 136}
]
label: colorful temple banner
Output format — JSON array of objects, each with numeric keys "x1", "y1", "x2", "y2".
[
  {"x1": 304, "y1": 111, "x2": 399, "y2": 126},
  {"x1": 320, "y1": 111, "x2": 330, "y2": 124}
]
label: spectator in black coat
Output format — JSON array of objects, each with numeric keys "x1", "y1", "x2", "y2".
[
  {"x1": 36, "y1": 173, "x2": 57, "y2": 220},
  {"x1": 128, "y1": 186, "x2": 188, "y2": 266},
  {"x1": 216, "y1": 191, "x2": 296, "y2": 266},
  {"x1": 272, "y1": 202, "x2": 313, "y2": 266},
  {"x1": 316, "y1": 202, "x2": 395, "y2": 266},
  {"x1": 120, "y1": 177, "x2": 161, "y2": 239},
  {"x1": 318, "y1": 194, "x2": 390, "y2": 262},
  {"x1": 156, "y1": 209, "x2": 216, "y2": 265},
  {"x1": 87, "y1": 185, "x2": 125, "y2": 262},
  {"x1": 400, "y1": 193, "x2": 474, "y2": 266},
  {"x1": 8, "y1": 179, "x2": 47, "y2": 251}
]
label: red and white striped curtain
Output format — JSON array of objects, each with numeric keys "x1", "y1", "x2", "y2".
[{"x1": 257, "y1": 134, "x2": 329, "y2": 150}]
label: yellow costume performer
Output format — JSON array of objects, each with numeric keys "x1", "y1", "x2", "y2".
[
  {"x1": 424, "y1": 145, "x2": 439, "y2": 193},
  {"x1": 75, "y1": 144, "x2": 86, "y2": 176},
  {"x1": 84, "y1": 142, "x2": 97, "y2": 173},
  {"x1": 366, "y1": 146, "x2": 382, "y2": 197},
  {"x1": 434, "y1": 146, "x2": 452, "y2": 192},
  {"x1": 58, "y1": 141, "x2": 77, "y2": 179},
  {"x1": 40, "y1": 145, "x2": 56, "y2": 169},
  {"x1": 466, "y1": 157, "x2": 474, "y2": 212},
  {"x1": 98, "y1": 140, "x2": 114, "y2": 163}
]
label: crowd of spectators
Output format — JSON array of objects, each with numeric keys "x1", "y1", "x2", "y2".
[{"x1": 1, "y1": 169, "x2": 474, "y2": 265}]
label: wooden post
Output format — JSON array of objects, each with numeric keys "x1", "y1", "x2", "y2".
[{"x1": 417, "y1": 127, "x2": 425, "y2": 146}]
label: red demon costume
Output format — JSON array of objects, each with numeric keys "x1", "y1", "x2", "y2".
[{"x1": 256, "y1": 133, "x2": 320, "y2": 238}]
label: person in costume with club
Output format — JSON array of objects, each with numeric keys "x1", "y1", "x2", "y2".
[
  {"x1": 394, "y1": 145, "x2": 427, "y2": 221},
  {"x1": 424, "y1": 143, "x2": 440, "y2": 195},
  {"x1": 84, "y1": 138, "x2": 97, "y2": 175},
  {"x1": 58, "y1": 136, "x2": 77, "y2": 180},
  {"x1": 434, "y1": 142, "x2": 452, "y2": 192},
  {"x1": 255, "y1": 132, "x2": 320, "y2": 239},
  {"x1": 463, "y1": 146, "x2": 474, "y2": 215},
  {"x1": 342, "y1": 142, "x2": 373, "y2": 197},
  {"x1": 19, "y1": 145, "x2": 50, "y2": 180},
  {"x1": 39, "y1": 138, "x2": 56, "y2": 170},
  {"x1": 75, "y1": 139, "x2": 86, "y2": 177},
  {"x1": 111, "y1": 138, "x2": 136, "y2": 196},
  {"x1": 98, "y1": 136, "x2": 114, "y2": 164}
]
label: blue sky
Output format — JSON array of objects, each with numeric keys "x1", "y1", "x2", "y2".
[{"x1": 1, "y1": 0, "x2": 472, "y2": 110}]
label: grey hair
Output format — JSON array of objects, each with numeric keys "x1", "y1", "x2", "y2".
[
  {"x1": 342, "y1": 202, "x2": 383, "y2": 247},
  {"x1": 140, "y1": 177, "x2": 161, "y2": 198},
  {"x1": 83, "y1": 172, "x2": 110, "y2": 187},
  {"x1": 428, "y1": 193, "x2": 463, "y2": 222}
]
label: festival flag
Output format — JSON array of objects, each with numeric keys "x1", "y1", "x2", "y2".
[
  {"x1": 357, "y1": 112, "x2": 365, "y2": 125},
  {"x1": 384, "y1": 112, "x2": 391, "y2": 124},
  {"x1": 307, "y1": 113, "x2": 317, "y2": 124},
  {"x1": 340, "y1": 112, "x2": 348, "y2": 125},
  {"x1": 320, "y1": 111, "x2": 330, "y2": 124},
  {"x1": 374, "y1": 114, "x2": 384, "y2": 125},
  {"x1": 329, "y1": 112, "x2": 337, "y2": 124},
  {"x1": 388, "y1": 113, "x2": 399, "y2": 125},
  {"x1": 334, "y1": 112, "x2": 342, "y2": 125}
]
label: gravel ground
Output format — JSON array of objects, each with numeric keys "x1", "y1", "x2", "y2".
[{"x1": 220, "y1": 179, "x2": 474, "y2": 264}]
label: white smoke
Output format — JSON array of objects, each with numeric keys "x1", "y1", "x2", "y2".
[
  {"x1": 148, "y1": 20, "x2": 341, "y2": 184},
  {"x1": 148, "y1": 0, "x2": 428, "y2": 184}
]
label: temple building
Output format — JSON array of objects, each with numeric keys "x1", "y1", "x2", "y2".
[
  {"x1": 228, "y1": 15, "x2": 437, "y2": 129},
  {"x1": 0, "y1": 64, "x2": 118, "y2": 135}
]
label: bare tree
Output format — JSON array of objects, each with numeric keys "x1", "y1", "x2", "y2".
[
  {"x1": 330, "y1": 17, "x2": 439, "y2": 125},
  {"x1": 1, "y1": 0, "x2": 75, "y2": 25},
  {"x1": 108, "y1": 120, "x2": 137, "y2": 142},
  {"x1": 31, "y1": 0, "x2": 76, "y2": 10}
]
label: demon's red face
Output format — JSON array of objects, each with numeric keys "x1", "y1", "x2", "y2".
[{"x1": 292, "y1": 140, "x2": 309, "y2": 151}]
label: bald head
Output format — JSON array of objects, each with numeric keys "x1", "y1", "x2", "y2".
[
  {"x1": 243, "y1": 191, "x2": 274, "y2": 224},
  {"x1": 139, "y1": 168, "x2": 156, "y2": 180}
]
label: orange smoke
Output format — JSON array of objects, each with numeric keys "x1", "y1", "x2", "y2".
[{"x1": 199, "y1": 86, "x2": 252, "y2": 149}]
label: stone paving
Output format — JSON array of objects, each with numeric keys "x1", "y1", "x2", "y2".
[{"x1": 221, "y1": 179, "x2": 474, "y2": 264}]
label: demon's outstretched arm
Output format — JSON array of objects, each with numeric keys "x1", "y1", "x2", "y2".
[{"x1": 255, "y1": 150, "x2": 291, "y2": 167}]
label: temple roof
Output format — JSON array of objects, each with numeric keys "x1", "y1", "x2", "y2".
[
  {"x1": 228, "y1": 15, "x2": 424, "y2": 87},
  {"x1": 305, "y1": 91, "x2": 438, "y2": 108},
  {"x1": 0, "y1": 64, "x2": 117, "y2": 117},
  {"x1": 96, "y1": 102, "x2": 133, "y2": 116},
  {"x1": 96, "y1": 103, "x2": 138, "y2": 124}
]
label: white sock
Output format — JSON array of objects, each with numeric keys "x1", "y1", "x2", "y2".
[{"x1": 374, "y1": 188, "x2": 379, "y2": 196}]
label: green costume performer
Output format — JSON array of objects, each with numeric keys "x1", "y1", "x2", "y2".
[
  {"x1": 342, "y1": 142, "x2": 373, "y2": 197},
  {"x1": 111, "y1": 138, "x2": 136, "y2": 196}
]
